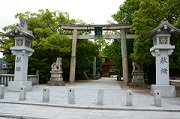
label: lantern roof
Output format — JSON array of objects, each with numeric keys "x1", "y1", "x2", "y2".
[
  {"x1": 144, "y1": 19, "x2": 180, "y2": 40},
  {"x1": 5, "y1": 22, "x2": 36, "y2": 40}
]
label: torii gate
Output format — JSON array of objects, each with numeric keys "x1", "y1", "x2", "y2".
[{"x1": 59, "y1": 24, "x2": 136, "y2": 85}]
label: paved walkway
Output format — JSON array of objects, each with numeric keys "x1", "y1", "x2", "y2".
[{"x1": 0, "y1": 78, "x2": 180, "y2": 119}]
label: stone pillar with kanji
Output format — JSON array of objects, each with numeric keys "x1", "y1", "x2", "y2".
[
  {"x1": 5, "y1": 20, "x2": 36, "y2": 91},
  {"x1": 144, "y1": 20, "x2": 180, "y2": 97}
]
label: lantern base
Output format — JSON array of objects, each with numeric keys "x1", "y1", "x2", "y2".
[
  {"x1": 47, "y1": 81, "x2": 65, "y2": 86},
  {"x1": 151, "y1": 85, "x2": 176, "y2": 97},
  {"x1": 8, "y1": 81, "x2": 32, "y2": 92}
]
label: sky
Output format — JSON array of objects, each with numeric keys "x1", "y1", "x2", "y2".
[
  {"x1": 0, "y1": 0, "x2": 125, "y2": 31},
  {"x1": 0, "y1": 0, "x2": 125, "y2": 58}
]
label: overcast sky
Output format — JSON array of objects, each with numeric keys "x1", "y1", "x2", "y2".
[{"x1": 0, "y1": 0, "x2": 125, "y2": 31}]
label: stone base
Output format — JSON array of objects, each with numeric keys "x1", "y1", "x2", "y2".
[
  {"x1": 129, "y1": 82, "x2": 147, "y2": 88},
  {"x1": 151, "y1": 85, "x2": 176, "y2": 97},
  {"x1": 8, "y1": 81, "x2": 32, "y2": 92},
  {"x1": 50, "y1": 78, "x2": 63, "y2": 82},
  {"x1": 47, "y1": 81, "x2": 65, "y2": 86}
]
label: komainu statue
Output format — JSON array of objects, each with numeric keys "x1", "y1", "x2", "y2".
[
  {"x1": 130, "y1": 59, "x2": 146, "y2": 88},
  {"x1": 132, "y1": 59, "x2": 143, "y2": 72},
  {"x1": 51, "y1": 58, "x2": 62, "y2": 71},
  {"x1": 48, "y1": 57, "x2": 65, "y2": 86}
]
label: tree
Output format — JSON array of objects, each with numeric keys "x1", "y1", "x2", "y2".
[
  {"x1": 0, "y1": 25, "x2": 15, "y2": 71},
  {"x1": 112, "y1": 0, "x2": 141, "y2": 24},
  {"x1": 102, "y1": 39, "x2": 121, "y2": 70},
  {"x1": 0, "y1": 9, "x2": 101, "y2": 83},
  {"x1": 111, "y1": 0, "x2": 180, "y2": 82},
  {"x1": 76, "y1": 40, "x2": 101, "y2": 79}
]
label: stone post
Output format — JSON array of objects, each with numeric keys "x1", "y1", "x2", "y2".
[
  {"x1": 121, "y1": 29, "x2": 129, "y2": 85},
  {"x1": 43, "y1": 87, "x2": 50, "y2": 102},
  {"x1": 93, "y1": 57, "x2": 96, "y2": 78},
  {"x1": 19, "y1": 86, "x2": 26, "y2": 101},
  {"x1": 5, "y1": 20, "x2": 36, "y2": 92},
  {"x1": 126, "y1": 90, "x2": 133, "y2": 106},
  {"x1": 150, "y1": 34, "x2": 176, "y2": 97},
  {"x1": 69, "y1": 29, "x2": 78, "y2": 83},
  {"x1": 68, "y1": 88, "x2": 75, "y2": 104},
  {"x1": 0, "y1": 85, "x2": 5, "y2": 99},
  {"x1": 144, "y1": 20, "x2": 180, "y2": 97},
  {"x1": 154, "y1": 90, "x2": 162, "y2": 107},
  {"x1": 97, "y1": 89, "x2": 104, "y2": 106},
  {"x1": 8, "y1": 50, "x2": 33, "y2": 91},
  {"x1": 151, "y1": 49, "x2": 173, "y2": 85}
]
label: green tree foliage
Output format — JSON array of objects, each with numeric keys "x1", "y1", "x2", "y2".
[
  {"x1": 0, "y1": 9, "x2": 100, "y2": 83},
  {"x1": 105, "y1": 0, "x2": 180, "y2": 82},
  {"x1": 112, "y1": 0, "x2": 141, "y2": 24},
  {"x1": 102, "y1": 39, "x2": 121, "y2": 71},
  {"x1": 131, "y1": 0, "x2": 180, "y2": 69},
  {"x1": 76, "y1": 40, "x2": 101, "y2": 79},
  {"x1": 0, "y1": 25, "x2": 15, "y2": 69},
  {"x1": 103, "y1": 0, "x2": 136, "y2": 75},
  {"x1": 14, "y1": 10, "x2": 74, "y2": 83}
]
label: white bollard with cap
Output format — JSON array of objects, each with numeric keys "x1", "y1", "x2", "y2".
[
  {"x1": 126, "y1": 90, "x2": 133, "y2": 106},
  {"x1": 0, "y1": 85, "x2": 5, "y2": 99},
  {"x1": 97, "y1": 89, "x2": 104, "y2": 106},
  {"x1": 19, "y1": 86, "x2": 26, "y2": 101},
  {"x1": 68, "y1": 88, "x2": 75, "y2": 104},
  {"x1": 154, "y1": 90, "x2": 162, "y2": 107},
  {"x1": 43, "y1": 87, "x2": 50, "y2": 102}
]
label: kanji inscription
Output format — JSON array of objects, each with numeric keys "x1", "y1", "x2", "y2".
[
  {"x1": 160, "y1": 57, "x2": 168, "y2": 64},
  {"x1": 16, "y1": 66, "x2": 21, "y2": 71},
  {"x1": 16, "y1": 57, "x2": 22, "y2": 63}
]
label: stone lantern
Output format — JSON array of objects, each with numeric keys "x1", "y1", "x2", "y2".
[
  {"x1": 5, "y1": 20, "x2": 36, "y2": 91},
  {"x1": 144, "y1": 20, "x2": 180, "y2": 97}
]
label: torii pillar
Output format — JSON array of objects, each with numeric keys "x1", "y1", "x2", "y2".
[
  {"x1": 121, "y1": 29, "x2": 129, "y2": 85},
  {"x1": 69, "y1": 29, "x2": 78, "y2": 83}
]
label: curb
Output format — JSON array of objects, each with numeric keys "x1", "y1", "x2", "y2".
[{"x1": 0, "y1": 101, "x2": 180, "y2": 112}]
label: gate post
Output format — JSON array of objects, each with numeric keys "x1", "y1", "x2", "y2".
[
  {"x1": 69, "y1": 29, "x2": 78, "y2": 83},
  {"x1": 121, "y1": 29, "x2": 129, "y2": 85}
]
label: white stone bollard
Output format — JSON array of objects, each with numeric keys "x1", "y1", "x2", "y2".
[
  {"x1": 154, "y1": 90, "x2": 162, "y2": 107},
  {"x1": 19, "y1": 86, "x2": 26, "y2": 101},
  {"x1": 126, "y1": 90, "x2": 133, "y2": 106},
  {"x1": 68, "y1": 88, "x2": 75, "y2": 104},
  {"x1": 0, "y1": 85, "x2": 5, "y2": 99},
  {"x1": 43, "y1": 87, "x2": 50, "y2": 102},
  {"x1": 97, "y1": 89, "x2": 104, "y2": 106}
]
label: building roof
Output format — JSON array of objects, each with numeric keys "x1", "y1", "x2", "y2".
[
  {"x1": 5, "y1": 25, "x2": 36, "y2": 40},
  {"x1": 102, "y1": 62, "x2": 115, "y2": 66},
  {"x1": 144, "y1": 19, "x2": 180, "y2": 40},
  {"x1": 102, "y1": 58, "x2": 115, "y2": 66}
]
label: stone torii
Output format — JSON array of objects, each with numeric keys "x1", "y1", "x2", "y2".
[{"x1": 59, "y1": 24, "x2": 136, "y2": 85}]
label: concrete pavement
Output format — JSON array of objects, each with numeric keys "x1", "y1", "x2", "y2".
[{"x1": 0, "y1": 78, "x2": 180, "y2": 119}]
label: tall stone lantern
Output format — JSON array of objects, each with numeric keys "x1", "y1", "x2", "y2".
[
  {"x1": 5, "y1": 20, "x2": 36, "y2": 91},
  {"x1": 144, "y1": 20, "x2": 180, "y2": 97}
]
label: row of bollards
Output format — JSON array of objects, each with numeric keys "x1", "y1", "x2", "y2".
[{"x1": 0, "y1": 85, "x2": 162, "y2": 107}]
